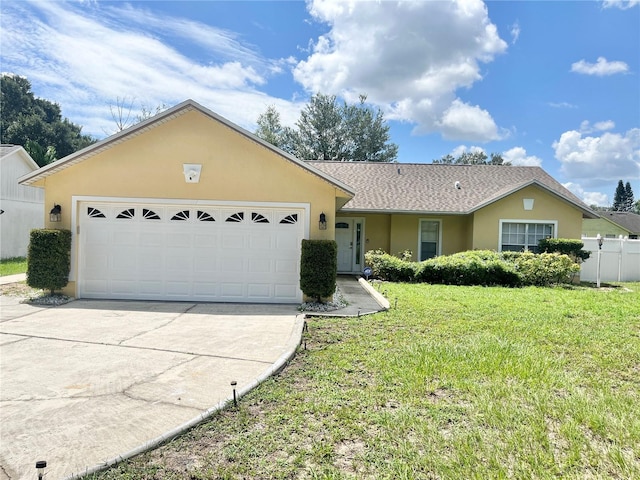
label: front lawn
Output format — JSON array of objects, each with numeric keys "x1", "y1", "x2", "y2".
[
  {"x1": 0, "y1": 256, "x2": 27, "y2": 276},
  {"x1": 92, "y1": 283, "x2": 640, "y2": 479}
]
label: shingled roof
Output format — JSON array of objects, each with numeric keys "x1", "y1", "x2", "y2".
[
  {"x1": 310, "y1": 161, "x2": 597, "y2": 217},
  {"x1": 598, "y1": 211, "x2": 640, "y2": 234}
]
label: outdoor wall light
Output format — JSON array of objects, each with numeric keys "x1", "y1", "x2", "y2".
[
  {"x1": 49, "y1": 204, "x2": 61, "y2": 222},
  {"x1": 36, "y1": 460, "x2": 47, "y2": 480},
  {"x1": 319, "y1": 212, "x2": 327, "y2": 230}
]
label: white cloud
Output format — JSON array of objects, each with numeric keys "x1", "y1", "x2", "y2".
[
  {"x1": 437, "y1": 100, "x2": 504, "y2": 141},
  {"x1": 450, "y1": 145, "x2": 485, "y2": 157},
  {"x1": 563, "y1": 182, "x2": 610, "y2": 207},
  {"x1": 502, "y1": 147, "x2": 543, "y2": 166},
  {"x1": 580, "y1": 120, "x2": 616, "y2": 134},
  {"x1": 294, "y1": 0, "x2": 508, "y2": 142},
  {"x1": 571, "y1": 57, "x2": 629, "y2": 76},
  {"x1": 0, "y1": 0, "x2": 302, "y2": 137},
  {"x1": 510, "y1": 22, "x2": 521, "y2": 45},
  {"x1": 553, "y1": 127, "x2": 640, "y2": 187},
  {"x1": 548, "y1": 101, "x2": 577, "y2": 109},
  {"x1": 602, "y1": 0, "x2": 639, "y2": 9}
]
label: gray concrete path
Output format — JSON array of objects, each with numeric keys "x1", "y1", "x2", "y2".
[
  {"x1": 0, "y1": 273, "x2": 26, "y2": 285},
  {"x1": 0, "y1": 275, "x2": 386, "y2": 480},
  {"x1": 0, "y1": 298, "x2": 304, "y2": 480}
]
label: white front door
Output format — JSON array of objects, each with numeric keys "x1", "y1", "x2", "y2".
[{"x1": 335, "y1": 218, "x2": 364, "y2": 273}]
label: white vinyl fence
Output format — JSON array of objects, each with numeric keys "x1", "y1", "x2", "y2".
[{"x1": 580, "y1": 236, "x2": 640, "y2": 283}]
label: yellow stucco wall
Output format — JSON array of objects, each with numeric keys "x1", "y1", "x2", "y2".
[
  {"x1": 338, "y1": 212, "x2": 471, "y2": 261},
  {"x1": 38, "y1": 109, "x2": 344, "y2": 295},
  {"x1": 471, "y1": 185, "x2": 584, "y2": 250}
]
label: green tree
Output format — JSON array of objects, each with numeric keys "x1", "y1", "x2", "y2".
[
  {"x1": 255, "y1": 93, "x2": 398, "y2": 162},
  {"x1": 624, "y1": 181, "x2": 634, "y2": 212},
  {"x1": 433, "y1": 151, "x2": 510, "y2": 165},
  {"x1": 255, "y1": 105, "x2": 286, "y2": 149},
  {"x1": 613, "y1": 180, "x2": 627, "y2": 211},
  {"x1": 1, "y1": 74, "x2": 95, "y2": 166}
]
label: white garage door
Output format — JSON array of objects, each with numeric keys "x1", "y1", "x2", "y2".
[{"x1": 78, "y1": 201, "x2": 305, "y2": 303}]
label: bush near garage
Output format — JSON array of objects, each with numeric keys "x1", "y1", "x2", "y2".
[
  {"x1": 300, "y1": 239, "x2": 337, "y2": 302},
  {"x1": 27, "y1": 229, "x2": 72, "y2": 294},
  {"x1": 365, "y1": 248, "x2": 579, "y2": 287}
]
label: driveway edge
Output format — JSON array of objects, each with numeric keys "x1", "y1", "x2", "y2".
[{"x1": 63, "y1": 313, "x2": 306, "y2": 480}]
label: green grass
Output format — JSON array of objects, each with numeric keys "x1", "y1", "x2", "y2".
[
  {"x1": 0, "y1": 256, "x2": 27, "y2": 276},
  {"x1": 91, "y1": 283, "x2": 640, "y2": 480}
]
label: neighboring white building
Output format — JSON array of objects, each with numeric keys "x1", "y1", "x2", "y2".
[{"x1": 0, "y1": 145, "x2": 44, "y2": 259}]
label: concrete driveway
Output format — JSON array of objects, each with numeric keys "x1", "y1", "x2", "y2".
[{"x1": 0, "y1": 296, "x2": 304, "y2": 480}]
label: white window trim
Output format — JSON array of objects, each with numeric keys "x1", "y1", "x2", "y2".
[
  {"x1": 418, "y1": 218, "x2": 442, "y2": 260},
  {"x1": 498, "y1": 219, "x2": 558, "y2": 252}
]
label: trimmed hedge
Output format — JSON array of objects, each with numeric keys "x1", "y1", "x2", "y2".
[
  {"x1": 27, "y1": 229, "x2": 72, "y2": 294},
  {"x1": 538, "y1": 238, "x2": 591, "y2": 262},
  {"x1": 364, "y1": 249, "x2": 580, "y2": 287},
  {"x1": 300, "y1": 239, "x2": 337, "y2": 301}
]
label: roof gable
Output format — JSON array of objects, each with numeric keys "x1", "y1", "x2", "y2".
[
  {"x1": 310, "y1": 162, "x2": 597, "y2": 217},
  {"x1": 1, "y1": 144, "x2": 40, "y2": 172},
  {"x1": 598, "y1": 211, "x2": 640, "y2": 234},
  {"x1": 18, "y1": 100, "x2": 354, "y2": 198}
]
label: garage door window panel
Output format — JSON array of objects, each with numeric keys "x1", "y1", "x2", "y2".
[
  {"x1": 88, "y1": 207, "x2": 106, "y2": 218},
  {"x1": 226, "y1": 212, "x2": 244, "y2": 223},
  {"x1": 171, "y1": 210, "x2": 190, "y2": 221},
  {"x1": 197, "y1": 210, "x2": 215, "y2": 222},
  {"x1": 117, "y1": 208, "x2": 135, "y2": 219},
  {"x1": 280, "y1": 214, "x2": 298, "y2": 224},
  {"x1": 143, "y1": 208, "x2": 160, "y2": 220}
]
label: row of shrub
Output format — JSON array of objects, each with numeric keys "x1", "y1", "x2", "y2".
[{"x1": 364, "y1": 249, "x2": 582, "y2": 287}]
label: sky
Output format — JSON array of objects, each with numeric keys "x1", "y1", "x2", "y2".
[{"x1": 1, "y1": 0, "x2": 639, "y2": 207}]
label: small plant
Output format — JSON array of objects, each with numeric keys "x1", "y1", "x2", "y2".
[
  {"x1": 538, "y1": 238, "x2": 590, "y2": 262},
  {"x1": 26, "y1": 229, "x2": 71, "y2": 295},
  {"x1": 300, "y1": 239, "x2": 337, "y2": 302},
  {"x1": 364, "y1": 249, "x2": 417, "y2": 282}
]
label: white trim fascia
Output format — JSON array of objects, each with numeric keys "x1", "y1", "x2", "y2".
[{"x1": 498, "y1": 218, "x2": 558, "y2": 252}]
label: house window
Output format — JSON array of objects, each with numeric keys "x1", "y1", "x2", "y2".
[
  {"x1": 419, "y1": 220, "x2": 440, "y2": 261},
  {"x1": 501, "y1": 222, "x2": 554, "y2": 253}
]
